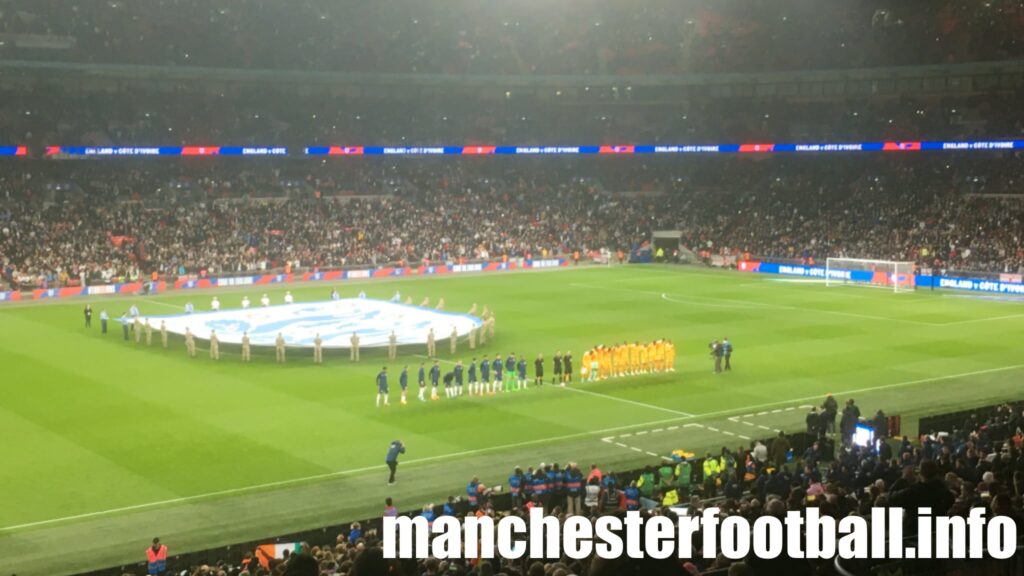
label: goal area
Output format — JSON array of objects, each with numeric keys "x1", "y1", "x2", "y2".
[{"x1": 825, "y1": 258, "x2": 916, "y2": 293}]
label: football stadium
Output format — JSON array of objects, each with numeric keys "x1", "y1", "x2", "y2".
[{"x1": 1, "y1": 2, "x2": 1024, "y2": 575}]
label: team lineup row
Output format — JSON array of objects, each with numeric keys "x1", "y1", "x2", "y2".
[{"x1": 373, "y1": 340, "x2": 678, "y2": 407}]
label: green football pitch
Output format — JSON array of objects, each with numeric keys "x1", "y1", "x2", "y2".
[{"x1": 2, "y1": 265, "x2": 1023, "y2": 575}]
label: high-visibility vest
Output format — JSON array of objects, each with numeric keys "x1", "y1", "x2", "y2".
[
  {"x1": 662, "y1": 490, "x2": 679, "y2": 507},
  {"x1": 146, "y1": 545, "x2": 167, "y2": 564},
  {"x1": 703, "y1": 458, "x2": 720, "y2": 477},
  {"x1": 676, "y1": 462, "x2": 692, "y2": 485}
]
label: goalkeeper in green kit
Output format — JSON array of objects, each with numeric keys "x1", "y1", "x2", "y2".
[{"x1": 504, "y1": 353, "x2": 517, "y2": 392}]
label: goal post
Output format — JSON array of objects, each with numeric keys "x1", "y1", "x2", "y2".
[{"x1": 825, "y1": 258, "x2": 916, "y2": 293}]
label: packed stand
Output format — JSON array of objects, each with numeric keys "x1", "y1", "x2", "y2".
[
  {"x1": 1, "y1": 154, "x2": 1023, "y2": 290},
  {"x1": 2, "y1": 87, "x2": 1023, "y2": 149}
]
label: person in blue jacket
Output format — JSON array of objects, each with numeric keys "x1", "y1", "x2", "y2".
[
  {"x1": 419, "y1": 504, "x2": 435, "y2": 526},
  {"x1": 467, "y1": 358, "x2": 478, "y2": 396},
  {"x1": 399, "y1": 366, "x2": 409, "y2": 405},
  {"x1": 430, "y1": 360, "x2": 441, "y2": 400},
  {"x1": 417, "y1": 362, "x2": 427, "y2": 402},
  {"x1": 454, "y1": 360, "x2": 464, "y2": 397},
  {"x1": 442, "y1": 496, "x2": 457, "y2": 516},
  {"x1": 624, "y1": 481, "x2": 641, "y2": 511},
  {"x1": 509, "y1": 467, "x2": 525, "y2": 508},
  {"x1": 385, "y1": 440, "x2": 405, "y2": 485},
  {"x1": 492, "y1": 355, "x2": 503, "y2": 394},
  {"x1": 376, "y1": 367, "x2": 389, "y2": 407},
  {"x1": 479, "y1": 355, "x2": 490, "y2": 395}
]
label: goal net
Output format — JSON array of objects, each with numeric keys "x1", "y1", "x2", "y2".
[{"x1": 825, "y1": 258, "x2": 916, "y2": 293}]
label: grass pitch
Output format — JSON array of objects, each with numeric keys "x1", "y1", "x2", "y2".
[{"x1": 1, "y1": 265, "x2": 1023, "y2": 574}]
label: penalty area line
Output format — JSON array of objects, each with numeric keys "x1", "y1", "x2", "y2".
[{"x1": 558, "y1": 385, "x2": 695, "y2": 417}]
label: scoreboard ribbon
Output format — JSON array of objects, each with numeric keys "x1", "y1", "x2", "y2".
[
  {"x1": 305, "y1": 139, "x2": 1024, "y2": 156},
  {"x1": 7, "y1": 139, "x2": 1022, "y2": 158}
]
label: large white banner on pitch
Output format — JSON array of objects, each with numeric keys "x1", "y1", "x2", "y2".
[{"x1": 140, "y1": 299, "x2": 482, "y2": 348}]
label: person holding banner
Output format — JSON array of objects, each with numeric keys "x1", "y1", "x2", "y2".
[
  {"x1": 313, "y1": 334, "x2": 323, "y2": 364},
  {"x1": 275, "y1": 332, "x2": 286, "y2": 363},
  {"x1": 350, "y1": 332, "x2": 360, "y2": 362}
]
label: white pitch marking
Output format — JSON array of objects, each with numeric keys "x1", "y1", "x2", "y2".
[
  {"x1": 667, "y1": 426, "x2": 679, "y2": 431},
  {"x1": 615, "y1": 443, "x2": 628, "y2": 448},
  {"x1": 630, "y1": 447, "x2": 643, "y2": 453},
  {"x1": 559, "y1": 385, "x2": 694, "y2": 417},
  {"x1": 936, "y1": 313, "x2": 1024, "y2": 326},
  {"x1": 8, "y1": 363, "x2": 1024, "y2": 533}
]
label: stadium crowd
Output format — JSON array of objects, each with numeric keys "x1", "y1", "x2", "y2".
[
  {"x1": 2, "y1": 87, "x2": 1022, "y2": 148},
  {"x1": 2, "y1": 155, "x2": 1023, "y2": 291},
  {"x1": 145, "y1": 397, "x2": 1024, "y2": 576},
  {"x1": 1, "y1": 0, "x2": 1022, "y2": 74}
]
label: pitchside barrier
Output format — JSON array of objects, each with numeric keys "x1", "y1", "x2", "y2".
[
  {"x1": 738, "y1": 261, "x2": 1024, "y2": 295},
  {"x1": 0, "y1": 259, "x2": 568, "y2": 303}
]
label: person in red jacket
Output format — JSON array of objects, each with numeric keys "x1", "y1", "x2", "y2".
[{"x1": 146, "y1": 537, "x2": 167, "y2": 575}]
